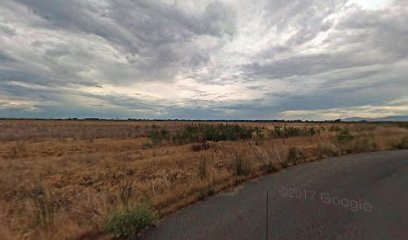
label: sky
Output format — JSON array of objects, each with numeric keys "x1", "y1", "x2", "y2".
[{"x1": 0, "y1": 0, "x2": 407, "y2": 120}]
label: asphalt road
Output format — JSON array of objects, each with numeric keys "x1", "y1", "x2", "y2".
[{"x1": 142, "y1": 150, "x2": 408, "y2": 240}]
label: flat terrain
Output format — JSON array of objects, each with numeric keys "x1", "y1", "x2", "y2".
[
  {"x1": 0, "y1": 120, "x2": 407, "y2": 239},
  {"x1": 143, "y1": 150, "x2": 408, "y2": 240}
]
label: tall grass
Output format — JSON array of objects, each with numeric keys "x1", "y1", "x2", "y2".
[
  {"x1": 393, "y1": 137, "x2": 408, "y2": 149},
  {"x1": 230, "y1": 152, "x2": 249, "y2": 178},
  {"x1": 317, "y1": 143, "x2": 341, "y2": 157},
  {"x1": 27, "y1": 189, "x2": 60, "y2": 229},
  {"x1": 1, "y1": 120, "x2": 408, "y2": 240},
  {"x1": 286, "y1": 147, "x2": 304, "y2": 164},
  {"x1": 197, "y1": 157, "x2": 208, "y2": 180}
]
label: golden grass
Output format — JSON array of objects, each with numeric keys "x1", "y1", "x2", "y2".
[{"x1": 0, "y1": 120, "x2": 407, "y2": 239}]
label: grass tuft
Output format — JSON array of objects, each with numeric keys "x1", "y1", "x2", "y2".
[
  {"x1": 103, "y1": 204, "x2": 157, "y2": 240},
  {"x1": 230, "y1": 152, "x2": 249, "y2": 177},
  {"x1": 286, "y1": 147, "x2": 304, "y2": 164},
  {"x1": 197, "y1": 157, "x2": 208, "y2": 180},
  {"x1": 318, "y1": 143, "x2": 341, "y2": 157}
]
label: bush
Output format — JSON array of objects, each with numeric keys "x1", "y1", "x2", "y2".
[
  {"x1": 148, "y1": 129, "x2": 170, "y2": 145},
  {"x1": 182, "y1": 124, "x2": 254, "y2": 143},
  {"x1": 393, "y1": 137, "x2": 408, "y2": 149},
  {"x1": 103, "y1": 204, "x2": 157, "y2": 240},
  {"x1": 260, "y1": 161, "x2": 281, "y2": 173},
  {"x1": 150, "y1": 124, "x2": 255, "y2": 145},
  {"x1": 271, "y1": 126, "x2": 319, "y2": 138},
  {"x1": 337, "y1": 128, "x2": 354, "y2": 142}
]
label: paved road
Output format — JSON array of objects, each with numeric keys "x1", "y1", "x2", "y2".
[{"x1": 142, "y1": 150, "x2": 408, "y2": 240}]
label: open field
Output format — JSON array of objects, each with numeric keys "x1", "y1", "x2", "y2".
[{"x1": 1, "y1": 120, "x2": 408, "y2": 240}]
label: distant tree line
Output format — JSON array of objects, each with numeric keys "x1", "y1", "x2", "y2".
[{"x1": 0, "y1": 118, "x2": 345, "y2": 123}]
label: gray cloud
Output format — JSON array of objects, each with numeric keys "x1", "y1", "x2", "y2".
[
  {"x1": 0, "y1": 0, "x2": 407, "y2": 119},
  {"x1": 12, "y1": 0, "x2": 236, "y2": 83}
]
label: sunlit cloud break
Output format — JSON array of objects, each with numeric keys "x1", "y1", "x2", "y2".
[{"x1": 0, "y1": 0, "x2": 407, "y2": 120}]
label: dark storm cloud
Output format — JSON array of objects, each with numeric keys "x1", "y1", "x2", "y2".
[{"x1": 0, "y1": 0, "x2": 407, "y2": 119}]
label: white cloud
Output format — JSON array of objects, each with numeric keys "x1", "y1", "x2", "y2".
[
  {"x1": 281, "y1": 104, "x2": 408, "y2": 120},
  {"x1": 0, "y1": 99, "x2": 37, "y2": 110}
]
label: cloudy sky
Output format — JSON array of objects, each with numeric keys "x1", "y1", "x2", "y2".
[{"x1": 0, "y1": 0, "x2": 407, "y2": 120}]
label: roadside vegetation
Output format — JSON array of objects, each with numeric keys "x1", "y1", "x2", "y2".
[
  {"x1": 103, "y1": 203, "x2": 157, "y2": 240},
  {"x1": 148, "y1": 124, "x2": 255, "y2": 144},
  {"x1": 0, "y1": 120, "x2": 408, "y2": 239},
  {"x1": 393, "y1": 136, "x2": 408, "y2": 149}
]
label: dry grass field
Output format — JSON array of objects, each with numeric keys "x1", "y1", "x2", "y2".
[{"x1": 1, "y1": 120, "x2": 408, "y2": 240}]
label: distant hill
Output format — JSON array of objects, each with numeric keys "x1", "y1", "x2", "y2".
[{"x1": 343, "y1": 115, "x2": 408, "y2": 122}]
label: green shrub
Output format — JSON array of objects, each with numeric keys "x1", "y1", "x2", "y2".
[
  {"x1": 103, "y1": 204, "x2": 157, "y2": 240},
  {"x1": 150, "y1": 124, "x2": 255, "y2": 145},
  {"x1": 169, "y1": 124, "x2": 255, "y2": 144},
  {"x1": 337, "y1": 128, "x2": 354, "y2": 142},
  {"x1": 271, "y1": 126, "x2": 319, "y2": 138}
]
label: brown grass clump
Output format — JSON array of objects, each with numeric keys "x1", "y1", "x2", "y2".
[{"x1": 0, "y1": 120, "x2": 407, "y2": 239}]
